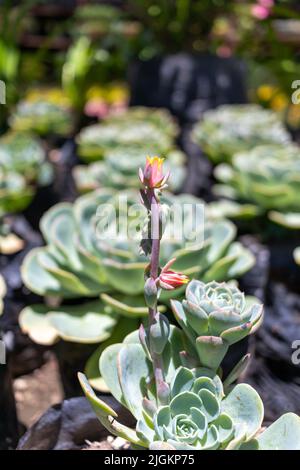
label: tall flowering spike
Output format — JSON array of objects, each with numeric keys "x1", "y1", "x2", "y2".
[{"x1": 139, "y1": 156, "x2": 169, "y2": 189}]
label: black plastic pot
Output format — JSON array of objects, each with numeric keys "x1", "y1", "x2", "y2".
[
  {"x1": 0, "y1": 215, "x2": 49, "y2": 373},
  {"x1": 54, "y1": 341, "x2": 98, "y2": 399},
  {"x1": 17, "y1": 396, "x2": 134, "y2": 450},
  {"x1": 129, "y1": 53, "x2": 247, "y2": 198},
  {"x1": 221, "y1": 236, "x2": 270, "y2": 378},
  {"x1": 268, "y1": 239, "x2": 300, "y2": 294},
  {"x1": 238, "y1": 235, "x2": 270, "y2": 302},
  {"x1": 243, "y1": 282, "x2": 300, "y2": 423},
  {"x1": 129, "y1": 53, "x2": 247, "y2": 127}
]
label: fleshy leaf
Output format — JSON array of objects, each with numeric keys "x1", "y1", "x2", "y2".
[
  {"x1": 221, "y1": 383, "x2": 264, "y2": 440},
  {"x1": 257, "y1": 413, "x2": 300, "y2": 450}
]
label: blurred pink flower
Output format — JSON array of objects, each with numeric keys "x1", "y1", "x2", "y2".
[
  {"x1": 84, "y1": 99, "x2": 109, "y2": 119},
  {"x1": 251, "y1": 4, "x2": 271, "y2": 20}
]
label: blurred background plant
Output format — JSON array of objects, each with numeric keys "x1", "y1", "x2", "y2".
[
  {"x1": 214, "y1": 143, "x2": 300, "y2": 230},
  {"x1": 0, "y1": 131, "x2": 53, "y2": 215}
]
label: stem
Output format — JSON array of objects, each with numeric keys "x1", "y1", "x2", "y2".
[
  {"x1": 147, "y1": 189, "x2": 166, "y2": 396},
  {"x1": 150, "y1": 190, "x2": 160, "y2": 280}
]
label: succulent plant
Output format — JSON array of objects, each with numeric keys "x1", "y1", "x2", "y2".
[
  {"x1": 214, "y1": 144, "x2": 300, "y2": 229},
  {"x1": 73, "y1": 149, "x2": 186, "y2": 193},
  {"x1": 9, "y1": 88, "x2": 73, "y2": 136},
  {"x1": 0, "y1": 131, "x2": 53, "y2": 215},
  {"x1": 19, "y1": 189, "x2": 147, "y2": 347},
  {"x1": 104, "y1": 107, "x2": 178, "y2": 138},
  {"x1": 171, "y1": 280, "x2": 263, "y2": 370},
  {"x1": 76, "y1": 107, "x2": 177, "y2": 162},
  {"x1": 192, "y1": 104, "x2": 291, "y2": 163},
  {"x1": 20, "y1": 187, "x2": 253, "y2": 389},
  {"x1": 79, "y1": 323, "x2": 300, "y2": 450},
  {"x1": 20, "y1": 188, "x2": 254, "y2": 308},
  {"x1": 79, "y1": 157, "x2": 300, "y2": 450}
]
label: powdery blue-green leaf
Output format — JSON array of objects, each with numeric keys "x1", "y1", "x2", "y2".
[
  {"x1": 221, "y1": 383, "x2": 264, "y2": 440},
  {"x1": 170, "y1": 367, "x2": 194, "y2": 398},
  {"x1": 19, "y1": 301, "x2": 117, "y2": 345},
  {"x1": 257, "y1": 413, "x2": 300, "y2": 450},
  {"x1": 78, "y1": 372, "x2": 146, "y2": 447},
  {"x1": 85, "y1": 317, "x2": 139, "y2": 391},
  {"x1": 117, "y1": 343, "x2": 151, "y2": 420},
  {"x1": 170, "y1": 392, "x2": 202, "y2": 417}
]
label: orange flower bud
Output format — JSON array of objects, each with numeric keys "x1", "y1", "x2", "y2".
[{"x1": 139, "y1": 156, "x2": 169, "y2": 189}]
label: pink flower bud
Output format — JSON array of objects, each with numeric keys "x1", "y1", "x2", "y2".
[{"x1": 159, "y1": 270, "x2": 189, "y2": 290}]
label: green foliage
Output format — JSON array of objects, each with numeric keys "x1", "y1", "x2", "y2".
[
  {"x1": 192, "y1": 104, "x2": 291, "y2": 163},
  {"x1": 214, "y1": 143, "x2": 300, "y2": 229},
  {"x1": 62, "y1": 37, "x2": 97, "y2": 110}
]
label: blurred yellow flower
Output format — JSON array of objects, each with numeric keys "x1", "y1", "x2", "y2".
[
  {"x1": 271, "y1": 93, "x2": 289, "y2": 112},
  {"x1": 257, "y1": 85, "x2": 277, "y2": 102}
]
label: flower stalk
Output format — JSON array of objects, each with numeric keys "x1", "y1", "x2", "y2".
[
  {"x1": 139, "y1": 157, "x2": 185, "y2": 405},
  {"x1": 142, "y1": 187, "x2": 167, "y2": 403}
]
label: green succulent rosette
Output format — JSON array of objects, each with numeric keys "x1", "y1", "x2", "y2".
[
  {"x1": 76, "y1": 107, "x2": 177, "y2": 162},
  {"x1": 104, "y1": 107, "x2": 178, "y2": 138},
  {"x1": 76, "y1": 121, "x2": 173, "y2": 162},
  {"x1": 20, "y1": 189, "x2": 254, "y2": 385},
  {"x1": 192, "y1": 104, "x2": 291, "y2": 163},
  {"x1": 214, "y1": 144, "x2": 300, "y2": 229},
  {"x1": 73, "y1": 148, "x2": 186, "y2": 193},
  {"x1": 10, "y1": 89, "x2": 73, "y2": 136},
  {"x1": 171, "y1": 280, "x2": 263, "y2": 370},
  {"x1": 21, "y1": 189, "x2": 254, "y2": 303},
  {"x1": 0, "y1": 131, "x2": 53, "y2": 215},
  {"x1": 79, "y1": 324, "x2": 300, "y2": 450}
]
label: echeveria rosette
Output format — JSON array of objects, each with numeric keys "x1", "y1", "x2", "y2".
[
  {"x1": 20, "y1": 186, "x2": 253, "y2": 359},
  {"x1": 171, "y1": 280, "x2": 263, "y2": 370},
  {"x1": 73, "y1": 148, "x2": 186, "y2": 193},
  {"x1": 192, "y1": 104, "x2": 291, "y2": 164},
  {"x1": 149, "y1": 367, "x2": 262, "y2": 450},
  {"x1": 20, "y1": 189, "x2": 148, "y2": 349},
  {"x1": 0, "y1": 131, "x2": 53, "y2": 215},
  {"x1": 79, "y1": 325, "x2": 300, "y2": 450},
  {"x1": 75, "y1": 106, "x2": 177, "y2": 163},
  {"x1": 21, "y1": 189, "x2": 254, "y2": 304},
  {"x1": 103, "y1": 107, "x2": 178, "y2": 139},
  {"x1": 10, "y1": 89, "x2": 73, "y2": 137},
  {"x1": 214, "y1": 144, "x2": 300, "y2": 229},
  {"x1": 76, "y1": 121, "x2": 173, "y2": 162}
]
